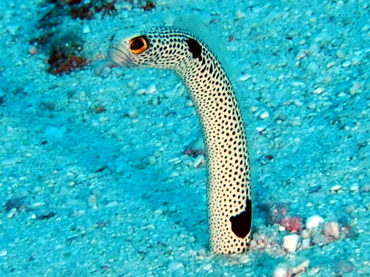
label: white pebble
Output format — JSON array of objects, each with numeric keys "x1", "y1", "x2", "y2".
[
  {"x1": 146, "y1": 84, "x2": 157, "y2": 94},
  {"x1": 235, "y1": 10, "x2": 246, "y2": 19},
  {"x1": 350, "y1": 83, "x2": 362, "y2": 95},
  {"x1": 291, "y1": 81, "x2": 305, "y2": 86},
  {"x1": 294, "y1": 100, "x2": 303, "y2": 107},
  {"x1": 299, "y1": 229, "x2": 308, "y2": 239},
  {"x1": 323, "y1": 222, "x2": 340, "y2": 240},
  {"x1": 148, "y1": 156, "x2": 157, "y2": 165},
  {"x1": 0, "y1": 250, "x2": 7, "y2": 256},
  {"x1": 202, "y1": 263, "x2": 212, "y2": 271},
  {"x1": 255, "y1": 126, "x2": 266, "y2": 132},
  {"x1": 313, "y1": 87, "x2": 325, "y2": 94},
  {"x1": 7, "y1": 208, "x2": 17, "y2": 218},
  {"x1": 168, "y1": 157, "x2": 181, "y2": 164},
  {"x1": 259, "y1": 111, "x2": 270, "y2": 119},
  {"x1": 361, "y1": 184, "x2": 370, "y2": 192},
  {"x1": 168, "y1": 262, "x2": 185, "y2": 275},
  {"x1": 330, "y1": 185, "x2": 342, "y2": 193},
  {"x1": 361, "y1": 24, "x2": 370, "y2": 32},
  {"x1": 193, "y1": 155, "x2": 206, "y2": 168},
  {"x1": 105, "y1": 201, "x2": 119, "y2": 207},
  {"x1": 88, "y1": 195, "x2": 98, "y2": 209},
  {"x1": 351, "y1": 56, "x2": 361, "y2": 65},
  {"x1": 154, "y1": 208, "x2": 164, "y2": 215},
  {"x1": 342, "y1": 60, "x2": 351, "y2": 67},
  {"x1": 273, "y1": 264, "x2": 292, "y2": 277},
  {"x1": 283, "y1": 234, "x2": 300, "y2": 253},
  {"x1": 249, "y1": 106, "x2": 258, "y2": 112},
  {"x1": 296, "y1": 50, "x2": 306, "y2": 60},
  {"x1": 128, "y1": 110, "x2": 137, "y2": 118},
  {"x1": 350, "y1": 183, "x2": 359, "y2": 192},
  {"x1": 326, "y1": 61, "x2": 336, "y2": 68},
  {"x1": 31, "y1": 202, "x2": 45, "y2": 208},
  {"x1": 186, "y1": 100, "x2": 194, "y2": 107},
  {"x1": 306, "y1": 215, "x2": 324, "y2": 229},
  {"x1": 301, "y1": 238, "x2": 311, "y2": 249},
  {"x1": 336, "y1": 50, "x2": 346, "y2": 58},
  {"x1": 171, "y1": 172, "x2": 180, "y2": 177},
  {"x1": 239, "y1": 73, "x2": 251, "y2": 81},
  {"x1": 136, "y1": 88, "x2": 147, "y2": 95}
]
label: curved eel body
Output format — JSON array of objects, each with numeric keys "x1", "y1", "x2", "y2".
[{"x1": 108, "y1": 26, "x2": 251, "y2": 254}]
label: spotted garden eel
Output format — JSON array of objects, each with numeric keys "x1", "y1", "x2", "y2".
[{"x1": 108, "y1": 26, "x2": 251, "y2": 254}]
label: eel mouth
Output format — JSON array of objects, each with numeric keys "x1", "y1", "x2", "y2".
[{"x1": 108, "y1": 43, "x2": 135, "y2": 68}]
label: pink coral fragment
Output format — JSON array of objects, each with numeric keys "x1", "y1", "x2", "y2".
[{"x1": 281, "y1": 216, "x2": 302, "y2": 232}]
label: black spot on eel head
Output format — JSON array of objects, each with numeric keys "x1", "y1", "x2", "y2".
[{"x1": 186, "y1": 38, "x2": 202, "y2": 61}]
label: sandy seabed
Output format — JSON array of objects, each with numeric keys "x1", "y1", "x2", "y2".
[{"x1": 0, "y1": 0, "x2": 369, "y2": 276}]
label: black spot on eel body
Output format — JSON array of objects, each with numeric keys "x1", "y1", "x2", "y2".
[{"x1": 230, "y1": 198, "x2": 252, "y2": 238}]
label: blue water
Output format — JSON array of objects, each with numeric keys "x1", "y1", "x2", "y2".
[{"x1": 0, "y1": 0, "x2": 369, "y2": 276}]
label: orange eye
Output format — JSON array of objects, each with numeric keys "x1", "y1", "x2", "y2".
[{"x1": 129, "y1": 36, "x2": 149, "y2": 54}]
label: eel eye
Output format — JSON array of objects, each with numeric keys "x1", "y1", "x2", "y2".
[{"x1": 129, "y1": 36, "x2": 148, "y2": 54}]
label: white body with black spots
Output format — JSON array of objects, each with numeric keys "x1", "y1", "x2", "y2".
[{"x1": 108, "y1": 26, "x2": 252, "y2": 254}]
